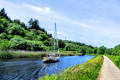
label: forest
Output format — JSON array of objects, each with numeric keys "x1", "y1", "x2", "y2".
[{"x1": 0, "y1": 8, "x2": 120, "y2": 56}]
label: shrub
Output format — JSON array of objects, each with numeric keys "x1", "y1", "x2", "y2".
[
  {"x1": 0, "y1": 39, "x2": 10, "y2": 51},
  {"x1": 0, "y1": 32, "x2": 8, "y2": 39},
  {"x1": 10, "y1": 37, "x2": 46, "y2": 51},
  {"x1": 7, "y1": 23, "x2": 27, "y2": 37}
]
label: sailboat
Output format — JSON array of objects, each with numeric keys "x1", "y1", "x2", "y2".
[{"x1": 43, "y1": 23, "x2": 60, "y2": 63}]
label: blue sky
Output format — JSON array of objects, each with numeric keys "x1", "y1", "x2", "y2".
[{"x1": 0, "y1": 0, "x2": 120, "y2": 48}]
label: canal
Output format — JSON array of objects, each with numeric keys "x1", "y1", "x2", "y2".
[{"x1": 0, "y1": 55, "x2": 95, "y2": 80}]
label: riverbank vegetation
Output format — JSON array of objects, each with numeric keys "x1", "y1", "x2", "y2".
[
  {"x1": 106, "y1": 55, "x2": 120, "y2": 69},
  {"x1": 0, "y1": 8, "x2": 120, "y2": 59},
  {"x1": 0, "y1": 8, "x2": 96, "y2": 59},
  {"x1": 39, "y1": 56, "x2": 103, "y2": 80}
]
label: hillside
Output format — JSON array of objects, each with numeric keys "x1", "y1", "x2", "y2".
[{"x1": 1, "y1": 8, "x2": 120, "y2": 56}]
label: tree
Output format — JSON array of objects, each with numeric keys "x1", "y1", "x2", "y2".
[
  {"x1": 0, "y1": 8, "x2": 12, "y2": 22},
  {"x1": 97, "y1": 46, "x2": 106, "y2": 54},
  {"x1": 28, "y1": 18, "x2": 40, "y2": 30},
  {"x1": 0, "y1": 39, "x2": 10, "y2": 51},
  {"x1": 0, "y1": 32, "x2": 8, "y2": 39},
  {"x1": 93, "y1": 47, "x2": 97, "y2": 54},
  {"x1": 77, "y1": 47, "x2": 86, "y2": 55},
  {"x1": 58, "y1": 40, "x2": 65, "y2": 48},
  {"x1": 0, "y1": 8, "x2": 6, "y2": 17},
  {"x1": 86, "y1": 48, "x2": 93, "y2": 54},
  {"x1": 40, "y1": 34, "x2": 49, "y2": 41},
  {"x1": 7, "y1": 23, "x2": 26, "y2": 37},
  {"x1": 14, "y1": 19, "x2": 27, "y2": 29},
  {"x1": 112, "y1": 45, "x2": 120, "y2": 56}
]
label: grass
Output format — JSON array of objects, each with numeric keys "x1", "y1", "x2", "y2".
[
  {"x1": 0, "y1": 51, "x2": 46, "y2": 59},
  {"x1": 106, "y1": 55, "x2": 120, "y2": 69},
  {"x1": 39, "y1": 55, "x2": 103, "y2": 80},
  {"x1": 0, "y1": 50, "x2": 85, "y2": 59}
]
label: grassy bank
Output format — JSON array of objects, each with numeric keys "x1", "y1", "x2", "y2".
[
  {"x1": 106, "y1": 55, "x2": 120, "y2": 69},
  {"x1": 0, "y1": 51, "x2": 46, "y2": 59},
  {"x1": 0, "y1": 50, "x2": 84, "y2": 59},
  {"x1": 39, "y1": 56, "x2": 103, "y2": 80}
]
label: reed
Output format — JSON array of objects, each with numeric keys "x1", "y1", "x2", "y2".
[
  {"x1": 39, "y1": 55, "x2": 103, "y2": 80},
  {"x1": 0, "y1": 50, "x2": 46, "y2": 59},
  {"x1": 0, "y1": 50, "x2": 85, "y2": 59}
]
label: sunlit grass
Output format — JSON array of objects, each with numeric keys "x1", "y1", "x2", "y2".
[
  {"x1": 107, "y1": 55, "x2": 120, "y2": 69},
  {"x1": 39, "y1": 55, "x2": 103, "y2": 80}
]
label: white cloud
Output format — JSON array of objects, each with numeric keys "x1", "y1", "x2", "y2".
[{"x1": 23, "y1": 3, "x2": 51, "y2": 13}]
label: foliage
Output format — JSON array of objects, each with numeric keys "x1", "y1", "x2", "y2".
[
  {"x1": 0, "y1": 8, "x2": 12, "y2": 22},
  {"x1": 93, "y1": 47, "x2": 97, "y2": 54},
  {"x1": 0, "y1": 51, "x2": 13, "y2": 59},
  {"x1": 13, "y1": 19, "x2": 27, "y2": 29},
  {"x1": 58, "y1": 39, "x2": 65, "y2": 48},
  {"x1": 39, "y1": 56, "x2": 103, "y2": 80},
  {"x1": 0, "y1": 39, "x2": 10, "y2": 51},
  {"x1": 0, "y1": 32, "x2": 8, "y2": 39},
  {"x1": 10, "y1": 37, "x2": 46, "y2": 51},
  {"x1": 97, "y1": 46, "x2": 106, "y2": 55},
  {"x1": 107, "y1": 55, "x2": 120, "y2": 69},
  {"x1": 77, "y1": 46, "x2": 86, "y2": 55},
  {"x1": 39, "y1": 74, "x2": 58, "y2": 80},
  {"x1": 7, "y1": 23, "x2": 27, "y2": 37},
  {"x1": 86, "y1": 48, "x2": 93, "y2": 54},
  {"x1": 28, "y1": 18, "x2": 45, "y2": 32}
]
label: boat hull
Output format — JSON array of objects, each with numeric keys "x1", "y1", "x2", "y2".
[
  {"x1": 43, "y1": 59, "x2": 59, "y2": 63},
  {"x1": 43, "y1": 56, "x2": 60, "y2": 63}
]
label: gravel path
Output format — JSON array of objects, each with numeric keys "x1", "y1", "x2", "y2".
[{"x1": 97, "y1": 56, "x2": 120, "y2": 80}]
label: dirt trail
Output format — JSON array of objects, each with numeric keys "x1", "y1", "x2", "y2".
[{"x1": 97, "y1": 56, "x2": 120, "y2": 80}]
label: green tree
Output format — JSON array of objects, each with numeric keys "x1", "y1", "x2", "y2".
[
  {"x1": 97, "y1": 46, "x2": 106, "y2": 54},
  {"x1": 0, "y1": 8, "x2": 11, "y2": 22},
  {"x1": 14, "y1": 19, "x2": 27, "y2": 29},
  {"x1": 41, "y1": 34, "x2": 49, "y2": 41},
  {"x1": 0, "y1": 18, "x2": 10, "y2": 33},
  {"x1": 86, "y1": 48, "x2": 93, "y2": 54},
  {"x1": 112, "y1": 45, "x2": 120, "y2": 56},
  {"x1": 0, "y1": 32, "x2": 8, "y2": 39},
  {"x1": 7, "y1": 23, "x2": 26, "y2": 37},
  {"x1": 58, "y1": 40, "x2": 65, "y2": 48},
  {"x1": 93, "y1": 47, "x2": 97, "y2": 54},
  {"x1": 28, "y1": 18, "x2": 40, "y2": 30},
  {"x1": 0, "y1": 39, "x2": 10, "y2": 51}
]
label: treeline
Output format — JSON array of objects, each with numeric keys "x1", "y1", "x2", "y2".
[
  {"x1": 0, "y1": 8, "x2": 92, "y2": 53},
  {"x1": 0, "y1": 8, "x2": 120, "y2": 56}
]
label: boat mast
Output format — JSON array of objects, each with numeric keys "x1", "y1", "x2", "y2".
[
  {"x1": 56, "y1": 25, "x2": 59, "y2": 55},
  {"x1": 54, "y1": 23, "x2": 56, "y2": 55},
  {"x1": 54, "y1": 23, "x2": 59, "y2": 55}
]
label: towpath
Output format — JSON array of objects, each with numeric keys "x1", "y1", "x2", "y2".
[{"x1": 97, "y1": 56, "x2": 120, "y2": 80}]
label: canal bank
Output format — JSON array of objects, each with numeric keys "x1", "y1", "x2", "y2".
[{"x1": 39, "y1": 56, "x2": 103, "y2": 80}]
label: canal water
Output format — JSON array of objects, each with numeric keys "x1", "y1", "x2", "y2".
[{"x1": 0, "y1": 55, "x2": 95, "y2": 80}]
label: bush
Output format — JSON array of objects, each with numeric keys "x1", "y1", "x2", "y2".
[
  {"x1": 0, "y1": 32, "x2": 8, "y2": 39},
  {"x1": 10, "y1": 37, "x2": 46, "y2": 51},
  {"x1": 0, "y1": 39, "x2": 10, "y2": 51},
  {"x1": 7, "y1": 23, "x2": 27, "y2": 37},
  {"x1": 0, "y1": 51, "x2": 13, "y2": 59},
  {"x1": 58, "y1": 40, "x2": 65, "y2": 48}
]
